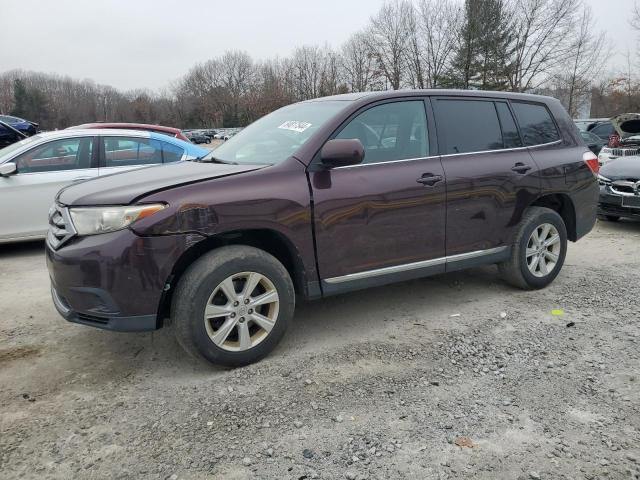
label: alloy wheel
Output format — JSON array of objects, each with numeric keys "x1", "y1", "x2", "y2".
[
  {"x1": 203, "y1": 272, "x2": 279, "y2": 352},
  {"x1": 526, "y1": 223, "x2": 561, "y2": 278}
]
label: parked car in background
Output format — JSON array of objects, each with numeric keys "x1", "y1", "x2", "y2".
[
  {"x1": 186, "y1": 131, "x2": 211, "y2": 144},
  {"x1": 46, "y1": 90, "x2": 598, "y2": 367},
  {"x1": 574, "y1": 118, "x2": 609, "y2": 133},
  {"x1": 597, "y1": 113, "x2": 640, "y2": 165},
  {"x1": 0, "y1": 120, "x2": 27, "y2": 148},
  {"x1": 68, "y1": 122, "x2": 189, "y2": 141},
  {"x1": 0, "y1": 114, "x2": 39, "y2": 136},
  {"x1": 580, "y1": 130, "x2": 607, "y2": 156},
  {"x1": 598, "y1": 155, "x2": 640, "y2": 221},
  {"x1": 0, "y1": 129, "x2": 207, "y2": 243},
  {"x1": 585, "y1": 120, "x2": 615, "y2": 141}
]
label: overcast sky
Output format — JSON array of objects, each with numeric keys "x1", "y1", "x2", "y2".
[{"x1": 0, "y1": 0, "x2": 636, "y2": 91}]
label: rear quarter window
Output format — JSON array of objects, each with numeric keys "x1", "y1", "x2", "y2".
[{"x1": 512, "y1": 102, "x2": 561, "y2": 146}]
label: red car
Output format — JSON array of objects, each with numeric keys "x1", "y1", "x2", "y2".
[{"x1": 68, "y1": 122, "x2": 189, "y2": 141}]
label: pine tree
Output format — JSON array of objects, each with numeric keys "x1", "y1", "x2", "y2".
[{"x1": 447, "y1": 0, "x2": 513, "y2": 90}]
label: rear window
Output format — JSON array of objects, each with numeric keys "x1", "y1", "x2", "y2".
[
  {"x1": 512, "y1": 102, "x2": 560, "y2": 146},
  {"x1": 434, "y1": 99, "x2": 503, "y2": 154}
]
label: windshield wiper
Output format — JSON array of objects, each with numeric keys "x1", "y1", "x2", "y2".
[{"x1": 203, "y1": 156, "x2": 238, "y2": 165}]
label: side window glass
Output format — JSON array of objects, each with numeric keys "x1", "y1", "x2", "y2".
[
  {"x1": 591, "y1": 123, "x2": 614, "y2": 138},
  {"x1": 435, "y1": 99, "x2": 503, "y2": 154},
  {"x1": 103, "y1": 137, "x2": 163, "y2": 167},
  {"x1": 495, "y1": 102, "x2": 523, "y2": 148},
  {"x1": 161, "y1": 142, "x2": 185, "y2": 163},
  {"x1": 335, "y1": 101, "x2": 428, "y2": 164},
  {"x1": 511, "y1": 102, "x2": 561, "y2": 146},
  {"x1": 14, "y1": 137, "x2": 93, "y2": 173}
]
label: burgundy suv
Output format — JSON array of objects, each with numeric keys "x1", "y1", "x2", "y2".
[{"x1": 46, "y1": 91, "x2": 599, "y2": 366}]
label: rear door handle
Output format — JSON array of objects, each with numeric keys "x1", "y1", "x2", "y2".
[
  {"x1": 511, "y1": 163, "x2": 532, "y2": 174},
  {"x1": 73, "y1": 176, "x2": 92, "y2": 182},
  {"x1": 416, "y1": 174, "x2": 443, "y2": 186}
]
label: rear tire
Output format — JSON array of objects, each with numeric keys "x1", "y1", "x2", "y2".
[
  {"x1": 172, "y1": 245, "x2": 295, "y2": 367},
  {"x1": 499, "y1": 207, "x2": 568, "y2": 290}
]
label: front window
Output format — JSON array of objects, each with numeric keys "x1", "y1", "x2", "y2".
[
  {"x1": 14, "y1": 137, "x2": 93, "y2": 173},
  {"x1": 202, "y1": 101, "x2": 348, "y2": 165}
]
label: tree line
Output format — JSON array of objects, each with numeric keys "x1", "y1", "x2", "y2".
[{"x1": 0, "y1": 0, "x2": 635, "y2": 131}]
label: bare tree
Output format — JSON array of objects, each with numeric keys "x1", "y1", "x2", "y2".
[
  {"x1": 341, "y1": 32, "x2": 379, "y2": 92},
  {"x1": 367, "y1": 0, "x2": 414, "y2": 90},
  {"x1": 508, "y1": 0, "x2": 579, "y2": 92},
  {"x1": 552, "y1": 5, "x2": 609, "y2": 117},
  {"x1": 417, "y1": 0, "x2": 461, "y2": 88}
]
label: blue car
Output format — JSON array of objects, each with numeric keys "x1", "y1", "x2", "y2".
[{"x1": 0, "y1": 115, "x2": 38, "y2": 136}]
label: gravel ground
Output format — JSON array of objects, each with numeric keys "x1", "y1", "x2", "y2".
[{"x1": 1, "y1": 219, "x2": 639, "y2": 480}]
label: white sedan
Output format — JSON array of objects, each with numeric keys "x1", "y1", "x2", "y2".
[{"x1": 0, "y1": 129, "x2": 207, "y2": 243}]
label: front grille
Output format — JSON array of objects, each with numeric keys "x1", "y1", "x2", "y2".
[
  {"x1": 603, "y1": 147, "x2": 640, "y2": 157},
  {"x1": 47, "y1": 204, "x2": 76, "y2": 250},
  {"x1": 611, "y1": 179, "x2": 640, "y2": 196}
]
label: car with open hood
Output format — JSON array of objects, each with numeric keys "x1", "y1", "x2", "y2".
[
  {"x1": 598, "y1": 113, "x2": 640, "y2": 165},
  {"x1": 46, "y1": 90, "x2": 599, "y2": 367},
  {"x1": 598, "y1": 155, "x2": 640, "y2": 221}
]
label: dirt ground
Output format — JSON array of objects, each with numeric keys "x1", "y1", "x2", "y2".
[{"x1": 1, "y1": 219, "x2": 639, "y2": 479}]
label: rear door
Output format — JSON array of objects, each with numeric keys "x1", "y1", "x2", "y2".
[
  {"x1": 0, "y1": 136, "x2": 98, "y2": 240},
  {"x1": 432, "y1": 97, "x2": 541, "y2": 260},
  {"x1": 99, "y1": 136, "x2": 185, "y2": 176},
  {"x1": 310, "y1": 98, "x2": 447, "y2": 293}
]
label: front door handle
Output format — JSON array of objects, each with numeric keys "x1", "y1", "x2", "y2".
[
  {"x1": 416, "y1": 173, "x2": 443, "y2": 186},
  {"x1": 511, "y1": 163, "x2": 532, "y2": 174}
]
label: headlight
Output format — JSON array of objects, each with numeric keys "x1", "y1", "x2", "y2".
[
  {"x1": 597, "y1": 174, "x2": 612, "y2": 186},
  {"x1": 69, "y1": 204, "x2": 165, "y2": 236}
]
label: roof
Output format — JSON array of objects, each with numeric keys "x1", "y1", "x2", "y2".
[
  {"x1": 305, "y1": 89, "x2": 559, "y2": 104},
  {"x1": 70, "y1": 122, "x2": 182, "y2": 134}
]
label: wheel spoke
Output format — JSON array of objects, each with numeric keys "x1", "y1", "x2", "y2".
[
  {"x1": 211, "y1": 317, "x2": 237, "y2": 346},
  {"x1": 529, "y1": 255, "x2": 540, "y2": 272},
  {"x1": 218, "y1": 277, "x2": 237, "y2": 303},
  {"x1": 526, "y1": 247, "x2": 537, "y2": 258},
  {"x1": 539, "y1": 224, "x2": 551, "y2": 243},
  {"x1": 237, "y1": 321, "x2": 251, "y2": 350},
  {"x1": 539, "y1": 256, "x2": 549, "y2": 275},
  {"x1": 249, "y1": 290, "x2": 278, "y2": 307},
  {"x1": 531, "y1": 230, "x2": 541, "y2": 247},
  {"x1": 544, "y1": 250, "x2": 559, "y2": 263},
  {"x1": 544, "y1": 234, "x2": 560, "y2": 247},
  {"x1": 242, "y1": 272, "x2": 262, "y2": 299},
  {"x1": 250, "y1": 312, "x2": 275, "y2": 333},
  {"x1": 205, "y1": 303, "x2": 232, "y2": 319}
]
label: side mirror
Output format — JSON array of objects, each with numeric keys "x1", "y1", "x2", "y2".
[
  {"x1": 0, "y1": 162, "x2": 17, "y2": 177},
  {"x1": 320, "y1": 139, "x2": 365, "y2": 168}
]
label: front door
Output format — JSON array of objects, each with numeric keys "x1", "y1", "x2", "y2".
[
  {"x1": 432, "y1": 97, "x2": 541, "y2": 258},
  {"x1": 0, "y1": 136, "x2": 98, "y2": 240},
  {"x1": 309, "y1": 99, "x2": 447, "y2": 293}
]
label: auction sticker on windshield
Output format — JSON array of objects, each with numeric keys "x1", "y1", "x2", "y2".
[{"x1": 278, "y1": 121, "x2": 312, "y2": 133}]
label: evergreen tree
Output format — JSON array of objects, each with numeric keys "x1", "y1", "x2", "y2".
[
  {"x1": 11, "y1": 78, "x2": 48, "y2": 123},
  {"x1": 448, "y1": 0, "x2": 513, "y2": 90}
]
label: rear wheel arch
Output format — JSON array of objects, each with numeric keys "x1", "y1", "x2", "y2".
[
  {"x1": 528, "y1": 194, "x2": 577, "y2": 241},
  {"x1": 157, "y1": 229, "x2": 307, "y2": 323}
]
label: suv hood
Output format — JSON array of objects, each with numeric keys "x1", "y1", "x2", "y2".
[
  {"x1": 611, "y1": 113, "x2": 640, "y2": 138},
  {"x1": 599, "y1": 156, "x2": 640, "y2": 180},
  {"x1": 57, "y1": 161, "x2": 264, "y2": 206}
]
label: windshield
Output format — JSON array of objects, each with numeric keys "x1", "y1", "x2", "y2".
[
  {"x1": 202, "y1": 101, "x2": 349, "y2": 165},
  {"x1": 0, "y1": 134, "x2": 42, "y2": 160}
]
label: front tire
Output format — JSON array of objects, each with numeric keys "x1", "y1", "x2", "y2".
[
  {"x1": 172, "y1": 245, "x2": 295, "y2": 367},
  {"x1": 499, "y1": 207, "x2": 568, "y2": 290}
]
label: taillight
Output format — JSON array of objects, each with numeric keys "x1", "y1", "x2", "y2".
[{"x1": 583, "y1": 151, "x2": 599, "y2": 175}]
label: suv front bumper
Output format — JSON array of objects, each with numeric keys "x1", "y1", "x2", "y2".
[{"x1": 46, "y1": 228, "x2": 204, "y2": 332}]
